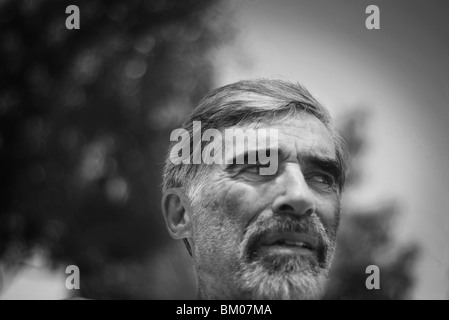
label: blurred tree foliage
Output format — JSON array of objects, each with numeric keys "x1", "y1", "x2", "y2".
[
  {"x1": 0, "y1": 0, "x2": 419, "y2": 300},
  {"x1": 0, "y1": 0, "x2": 230, "y2": 298}
]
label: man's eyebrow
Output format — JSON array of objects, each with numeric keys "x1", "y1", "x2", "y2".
[{"x1": 302, "y1": 155, "x2": 342, "y2": 180}]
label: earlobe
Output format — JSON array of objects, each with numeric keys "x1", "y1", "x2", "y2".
[{"x1": 161, "y1": 188, "x2": 193, "y2": 240}]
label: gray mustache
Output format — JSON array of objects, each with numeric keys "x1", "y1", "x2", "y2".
[{"x1": 241, "y1": 215, "x2": 330, "y2": 261}]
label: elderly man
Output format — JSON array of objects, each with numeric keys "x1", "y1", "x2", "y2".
[{"x1": 161, "y1": 79, "x2": 347, "y2": 300}]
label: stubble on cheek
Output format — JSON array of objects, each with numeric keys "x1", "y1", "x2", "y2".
[{"x1": 192, "y1": 179, "x2": 250, "y2": 277}]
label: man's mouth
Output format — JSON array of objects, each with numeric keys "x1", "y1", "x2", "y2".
[{"x1": 256, "y1": 231, "x2": 319, "y2": 256}]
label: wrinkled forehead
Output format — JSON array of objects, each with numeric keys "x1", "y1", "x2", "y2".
[
  {"x1": 277, "y1": 115, "x2": 336, "y2": 159},
  {"x1": 220, "y1": 113, "x2": 336, "y2": 160}
]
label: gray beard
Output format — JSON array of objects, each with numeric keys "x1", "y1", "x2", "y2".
[
  {"x1": 236, "y1": 254, "x2": 328, "y2": 300},
  {"x1": 235, "y1": 213, "x2": 336, "y2": 300}
]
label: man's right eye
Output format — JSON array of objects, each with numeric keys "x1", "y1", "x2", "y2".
[{"x1": 241, "y1": 163, "x2": 271, "y2": 175}]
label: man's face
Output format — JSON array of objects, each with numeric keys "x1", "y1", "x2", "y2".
[{"x1": 190, "y1": 114, "x2": 341, "y2": 300}]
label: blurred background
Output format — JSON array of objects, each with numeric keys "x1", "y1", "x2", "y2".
[{"x1": 0, "y1": 0, "x2": 448, "y2": 299}]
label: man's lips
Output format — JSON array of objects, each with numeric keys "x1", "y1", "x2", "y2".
[{"x1": 256, "y1": 231, "x2": 319, "y2": 255}]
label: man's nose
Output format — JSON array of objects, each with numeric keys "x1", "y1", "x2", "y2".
[{"x1": 271, "y1": 164, "x2": 316, "y2": 218}]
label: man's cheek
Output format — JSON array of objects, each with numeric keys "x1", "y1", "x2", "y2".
[
  {"x1": 316, "y1": 198, "x2": 340, "y2": 238},
  {"x1": 221, "y1": 183, "x2": 266, "y2": 221}
]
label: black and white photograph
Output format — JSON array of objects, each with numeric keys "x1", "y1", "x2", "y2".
[{"x1": 0, "y1": 0, "x2": 448, "y2": 302}]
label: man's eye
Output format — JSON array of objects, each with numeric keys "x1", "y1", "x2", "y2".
[
  {"x1": 308, "y1": 174, "x2": 335, "y2": 188},
  {"x1": 242, "y1": 163, "x2": 270, "y2": 175}
]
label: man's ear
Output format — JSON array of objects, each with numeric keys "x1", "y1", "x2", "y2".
[{"x1": 161, "y1": 188, "x2": 193, "y2": 240}]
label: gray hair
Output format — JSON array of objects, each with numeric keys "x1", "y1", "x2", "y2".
[{"x1": 162, "y1": 79, "x2": 347, "y2": 200}]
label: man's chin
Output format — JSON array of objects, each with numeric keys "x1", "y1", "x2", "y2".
[
  {"x1": 257, "y1": 250, "x2": 320, "y2": 272},
  {"x1": 237, "y1": 256, "x2": 328, "y2": 300}
]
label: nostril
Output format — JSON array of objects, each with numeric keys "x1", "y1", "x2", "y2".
[{"x1": 279, "y1": 204, "x2": 294, "y2": 212}]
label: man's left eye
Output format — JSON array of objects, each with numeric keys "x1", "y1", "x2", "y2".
[{"x1": 308, "y1": 174, "x2": 335, "y2": 188}]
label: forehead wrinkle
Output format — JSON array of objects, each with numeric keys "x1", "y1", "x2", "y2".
[
  {"x1": 275, "y1": 128, "x2": 334, "y2": 161},
  {"x1": 294, "y1": 138, "x2": 336, "y2": 163},
  {"x1": 267, "y1": 122, "x2": 336, "y2": 165},
  {"x1": 294, "y1": 118, "x2": 336, "y2": 160}
]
